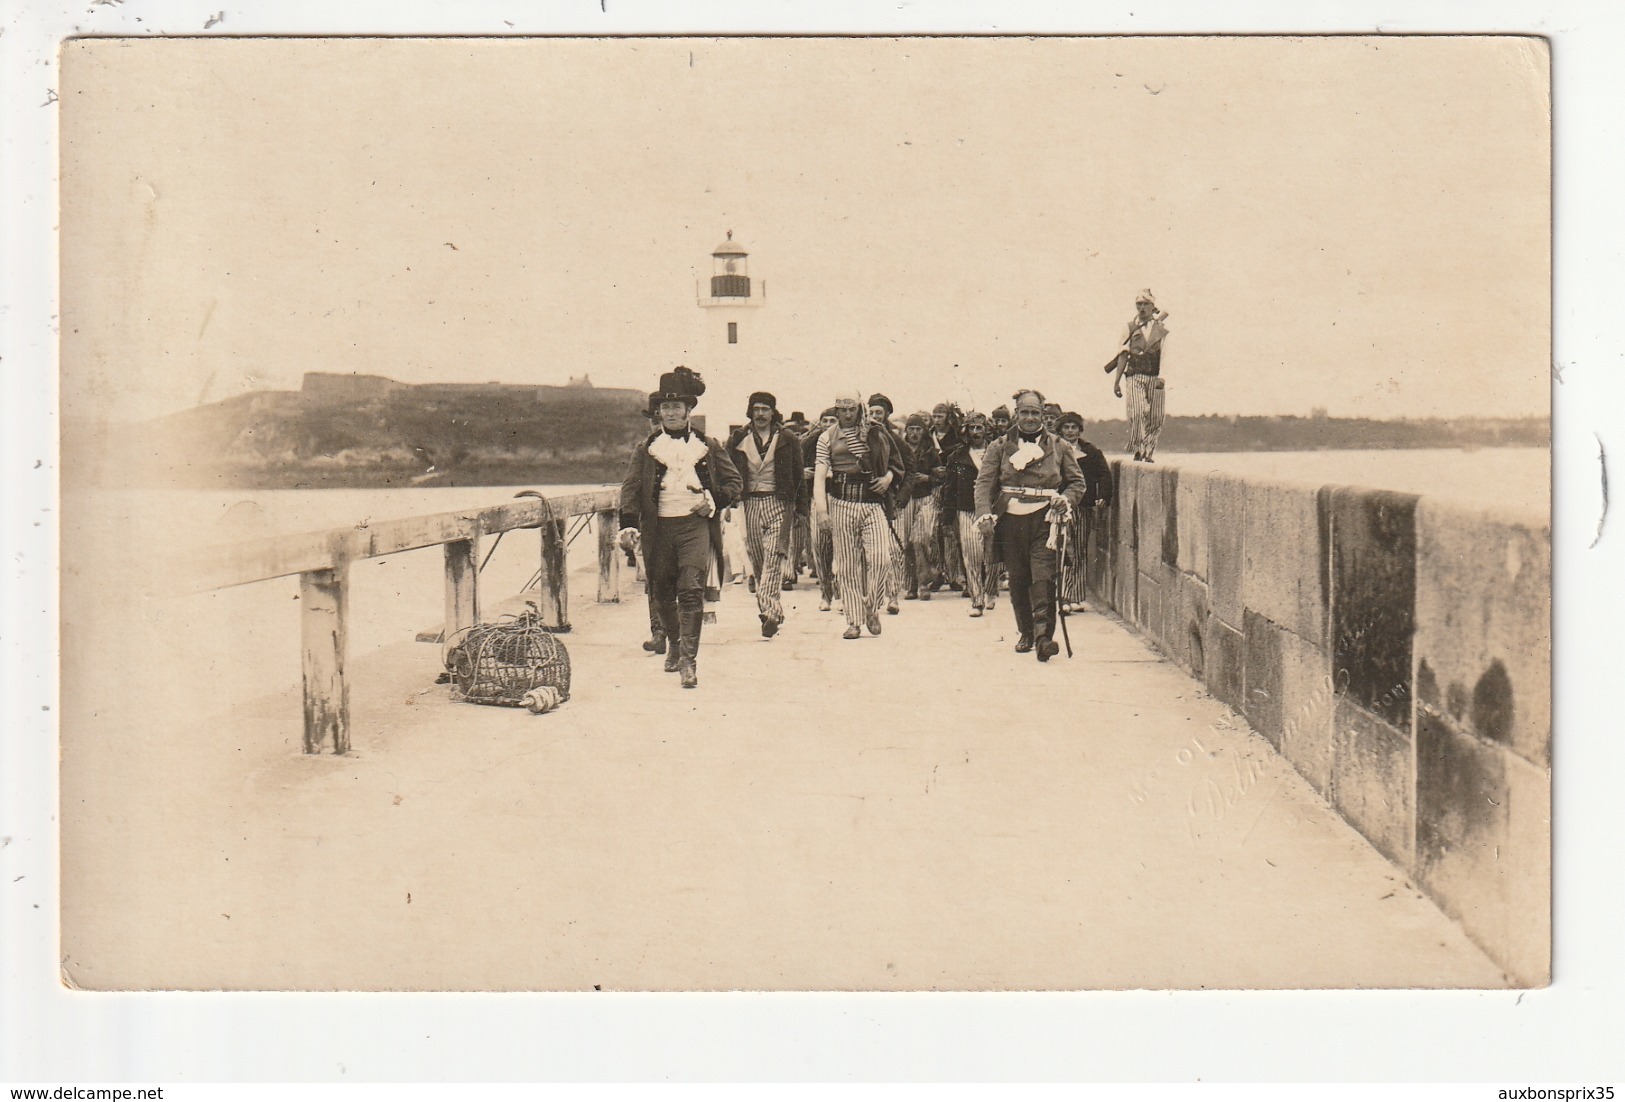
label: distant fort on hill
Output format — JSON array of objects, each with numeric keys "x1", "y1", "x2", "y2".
[{"x1": 72, "y1": 371, "x2": 1549, "y2": 490}]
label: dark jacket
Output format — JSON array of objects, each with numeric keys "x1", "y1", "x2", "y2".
[
  {"x1": 942, "y1": 440, "x2": 989, "y2": 514},
  {"x1": 618, "y1": 430, "x2": 744, "y2": 535},
  {"x1": 972, "y1": 428, "x2": 1086, "y2": 519},
  {"x1": 1071, "y1": 438, "x2": 1115, "y2": 508},
  {"x1": 898, "y1": 436, "x2": 943, "y2": 501},
  {"x1": 726, "y1": 422, "x2": 809, "y2": 516}
]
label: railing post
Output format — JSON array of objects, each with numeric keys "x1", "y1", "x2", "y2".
[
  {"x1": 299, "y1": 563, "x2": 350, "y2": 755},
  {"x1": 596, "y1": 508, "x2": 621, "y2": 603},
  {"x1": 444, "y1": 535, "x2": 480, "y2": 640},
  {"x1": 535, "y1": 517, "x2": 571, "y2": 631}
]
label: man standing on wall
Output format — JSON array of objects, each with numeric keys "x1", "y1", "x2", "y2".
[
  {"x1": 618, "y1": 367, "x2": 743, "y2": 688},
  {"x1": 1108, "y1": 289, "x2": 1171, "y2": 463},
  {"x1": 726, "y1": 392, "x2": 807, "y2": 639}
]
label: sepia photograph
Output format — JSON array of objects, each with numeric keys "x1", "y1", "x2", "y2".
[{"x1": 51, "y1": 32, "x2": 1555, "y2": 997}]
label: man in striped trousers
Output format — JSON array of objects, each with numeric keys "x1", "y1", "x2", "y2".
[
  {"x1": 1108, "y1": 289, "x2": 1171, "y2": 463},
  {"x1": 726, "y1": 392, "x2": 807, "y2": 639},
  {"x1": 867, "y1": 393, "x2": 909, "y2": 616},
  {"x1": 815, "y1": 395, "x2": 903, "y2": 639},
  {"x1": 943, "y1": 411, "x2": 996, "y2": 616}
]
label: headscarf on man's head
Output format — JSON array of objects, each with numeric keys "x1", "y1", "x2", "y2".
[
  {"x1": 1012, "y1": 389, "x2": 1046, "y2": 411},
  {"x1": 832, "y1": 391, "x2": 873, "y2": 465},
  {"x1": 1136, "y1": 288, "x2": 1157, "y2": 307}
]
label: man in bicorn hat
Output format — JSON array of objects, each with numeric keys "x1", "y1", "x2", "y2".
[
  {"x1": 726, "y1": 391, "x2": 807, "y2": 638},
  {"x1": 973, "y1": 389, "x2": 1086, "y2": 662},
  {"x1": 618, "y1": 367, "x2": 743, "y2": 689},
  {"x1": 1109, "y1": 288, "x2": 1172, "y2": 462}
]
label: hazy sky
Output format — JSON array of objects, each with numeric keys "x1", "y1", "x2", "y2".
[{"x1": 61, "y1": 36, "x2": 1550, "y2": 425}]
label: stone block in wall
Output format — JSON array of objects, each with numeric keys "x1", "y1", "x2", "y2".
[
  {"x1": 1241, "y1": 479, "x2": 1328, "y2": 646},
  {"x1": 1243, "y1": 610, "x2": 1335, "y2": 795},
  {"x1": 1164, "y1": 572, "x2": 1210, "y2": 679},
  {"x1": 1134, "y1": 465, "x2": 1169, "y2": 577},
  {"x1": 1107, "y1": 465, "x2": 1139, "y2": 616},
  {"x1": 1203, "y1": 614, "x2": 1245, "y2": 712},
  {"x1": 1242, "y1": 608, "x2": 1286, "y2": 750},
  {"x1": 1326, "y1": 486, "x2": 1419, "y2": 733},
  {"x1": 1331, "y1": 697, "x2": 1415, "y2": 870},
  {"x1": 1501, "y1": 751, "x2": 1552, "y2": 984},
  {"x1": 1207, "y1": 474, "x2": 1246, "y2": 630},
  {"x1": 1160, "y1": 468, "x2": 1181, "y2": 571},
  {"x1": 1414, "y1": 500, "x2": 1551, "y2": 770},
  {"x1": 1175, "y1": 469, "x2": 1210, "y2": 580},
  {"x1": 1083, "y1": 505, "x2": 1112, "y2": 605},
  {"x1": 1134, "y1": 569, "x2": 1165, "y2": 641},
  {"x1": 1415, "y1": 703, "x2": 1511, "y2": 975}
]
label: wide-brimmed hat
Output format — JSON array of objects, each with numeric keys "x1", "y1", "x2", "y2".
[{"x1": 646, "y1": 366, "x2": 705, "y2": 415}]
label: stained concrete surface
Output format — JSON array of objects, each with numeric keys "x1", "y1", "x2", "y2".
[{"x1": 60, "y1": 558, "x2": 1508, "y2": 991}]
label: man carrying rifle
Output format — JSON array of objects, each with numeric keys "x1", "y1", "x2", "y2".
[{"x1": 1108, "y1": 289, "x2": 1172, "y2": 463}]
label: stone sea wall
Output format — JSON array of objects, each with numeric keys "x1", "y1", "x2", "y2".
[{"x1": 1085, "y1": 461, "x2": 1551, "y2": 984}]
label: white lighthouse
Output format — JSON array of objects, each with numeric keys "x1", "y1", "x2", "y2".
[{"x1": 696, "y1": 230, "x2": 764, "y2": 351}]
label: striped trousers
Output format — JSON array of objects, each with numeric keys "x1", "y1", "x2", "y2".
[
  {"x1": 955, "y1": 510, "x2": 995, "y2": 609},
  {"x1": 880, "y1": 513, "x2": 906, "y2": 606},
  {"x1": 1059, "y1": 509, "x2": 1089, "y2": 605},
  {"x1": 789, "y1": 511, "x2": 812, "y2": 578},
  {"x1": 1125, "y1": 375, "x2": 1166, "y2": 458},
  {"x1": 743, "y1": 495, "x2": 791, "y2": 623},
  {"x1": 899, "y1": 494, "x2": 940, "y2": 595},
  {"x1": 937, "y1": 494, "x2": 965, "y2": 588},
  {"x1": 829, "y1": 497, "x2": 888, "y2": 630}
]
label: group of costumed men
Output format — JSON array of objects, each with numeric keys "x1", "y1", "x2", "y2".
[{"x1": 618, "y1": 367, "x2": 1115, "y2": 689}]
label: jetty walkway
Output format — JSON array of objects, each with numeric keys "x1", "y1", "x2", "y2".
[{"x1": 59, "y1": 483, "x2": 1515, "y2": 991}]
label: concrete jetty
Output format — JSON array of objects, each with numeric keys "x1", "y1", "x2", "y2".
[{"x1": 59, "y1": 478, "x2": 1522, "y2": 989}]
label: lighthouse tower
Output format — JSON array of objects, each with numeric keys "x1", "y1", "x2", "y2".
[{"x1": 696, "y1": 230, "x2": 764, "y2": 351}]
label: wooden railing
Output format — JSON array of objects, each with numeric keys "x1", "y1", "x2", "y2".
[{"x1": 189, "y1": 488, "x2": 622, "y2": 755}]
